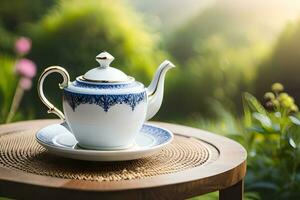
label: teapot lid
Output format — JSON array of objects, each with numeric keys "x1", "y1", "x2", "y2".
[{"x1": 82, "y1": 52, "x2": 130, "y2": 82}]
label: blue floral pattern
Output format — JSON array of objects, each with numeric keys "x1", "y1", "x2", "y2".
[
  {"x1": 73, "y1": 80, "x2": 140, "y2": 89},
  {"x1": 63, "y1": 90, "x2": 146, "y2": 112}
]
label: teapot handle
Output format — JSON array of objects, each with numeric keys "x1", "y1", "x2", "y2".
[{"x1": 37, "y1": 66, "x2": 70, "y2": 120}]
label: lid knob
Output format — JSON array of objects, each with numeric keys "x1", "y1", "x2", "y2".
[{"x1": 96, "y1": 52, "x2": 114, "y2": 68}]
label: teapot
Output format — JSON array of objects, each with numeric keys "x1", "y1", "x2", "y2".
[{"x1": 37, "y1": 51, "x2": 175, "y2": 150}]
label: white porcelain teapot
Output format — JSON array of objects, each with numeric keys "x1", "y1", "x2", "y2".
[{"x1": 37, "y1": 51, "x2": 175, "y2": 150}]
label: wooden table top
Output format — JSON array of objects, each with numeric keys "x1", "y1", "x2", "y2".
[{"x1": 0, "y1": 120, "x2": 247, "y2": 200}]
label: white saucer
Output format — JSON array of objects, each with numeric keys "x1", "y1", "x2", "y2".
[{"x1": 36, "y1": 122, "x2": 173, "y2": 161}]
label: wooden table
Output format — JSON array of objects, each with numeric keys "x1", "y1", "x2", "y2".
[{"x1": 0, "y1": 120, "x2": 247, "y2": 200}]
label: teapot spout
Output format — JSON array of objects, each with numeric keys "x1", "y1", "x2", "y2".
[{"x1": 146, "y1": 60, "x2": 175, "y2": 120}]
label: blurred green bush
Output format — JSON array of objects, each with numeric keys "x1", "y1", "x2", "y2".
[
  {"x1": 28, "y1": 0, "x2": 166, "y2": 81},
  {"x1": 0, "y1": 0, "x2": 56, "y2": 55},
  {"x1": 0, "y1": 0, "x2": 167, "y2": 119},
  {"x1": 0, "y1": 0, "x2": 56, "y2": 32},
  {"x1": 160, "y1": 3, "x2": 270, "y2": 118}
]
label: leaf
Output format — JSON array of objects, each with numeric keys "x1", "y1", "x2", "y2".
[
  {"x1": 289, "y1": 116, "x2": 300, "y2": 126},
  {"x1": 243, "y1": 93, "x2": 253, "y2": 127},
  {"x1": 252, "y1": 112, "x2": 272, "y2": 129},
  {"x1": 286, "y1": 125, "x2": 300, "y2": 148},
  {"x1": 289, "y1": 137, "x2": 297, "y2": 148},
  {"x1": 243, "y1": 92, "x2": 267, "y2": 115},
  {"x1": 247, "y1": 125, "x2": 265, "y2": 133}
]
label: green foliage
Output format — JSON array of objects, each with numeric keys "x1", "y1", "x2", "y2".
[
  {"x1": 0, "y1": 0, "x2": 167, "y2": 120},
  {"x1": 0, "y1": 23, "x2": 17, "y2": 55},
  {"x1": 179, "y1": 101, "x2": 244, "y2": 137},
  {"x1": 17, "y1": 0, "x2": 166, "y2": 118},
  {"x1": 162, "y1": 2, "x2": 270, "y2": 118},
  {"x1": 0, "y1": 0, "x2": 56, "y2": 31},
  {"x1": 0, "y1": 55, "x2": 18, "y2": 123},
  {"x1": 0, "y1": 197, "x2": 12, "y2": 200},
  {"x1": 0, "y1": 0, "x2": 57, "y2": 55},
  {"x1": 161, "y1": 35, "x2": 268, "y2": 118},
  {"x1": 242, "y1": 84, "x2": 300, "y2": 199},
  {"x1": 28, "y1": 0, "x2": 165, "y2": 80},
  {"x1": 131, "y1": 0, "x2": 213, "y2": 33},
  {"x1": 179, "y1": 83, "x2": 300, "y2": 199}
]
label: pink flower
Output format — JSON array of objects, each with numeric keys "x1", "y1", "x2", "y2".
[
  {"x1": 15, "y1": 37, "x2": 31, "y2": 55},
  {"x1": 20, "y1": 77, "x2": 32, "y2": 90},
  {"x1": 15, "y1": 59, "x2": 37, "y2": 78}
]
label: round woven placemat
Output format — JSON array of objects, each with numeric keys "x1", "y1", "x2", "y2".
[{"x1": 0, "y1": 129, "x2": 218, "y2": 182}]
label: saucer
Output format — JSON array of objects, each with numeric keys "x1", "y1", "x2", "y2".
[{"x1": 36, "y1": 122, "x2": 173, "y2": 161}]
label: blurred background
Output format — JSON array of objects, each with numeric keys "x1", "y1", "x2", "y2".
[{"x1": 1, "y1": 0, "x2": 300, "y2": 199}]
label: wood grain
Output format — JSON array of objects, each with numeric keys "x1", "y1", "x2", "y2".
[{"x1": 0, "y1": 120, "x2": 247, "y2": 200}]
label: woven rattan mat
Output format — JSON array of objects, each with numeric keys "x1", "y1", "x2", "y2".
[{"x1": 0, "y1": 129, "x2": 218, "y2": 182}]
